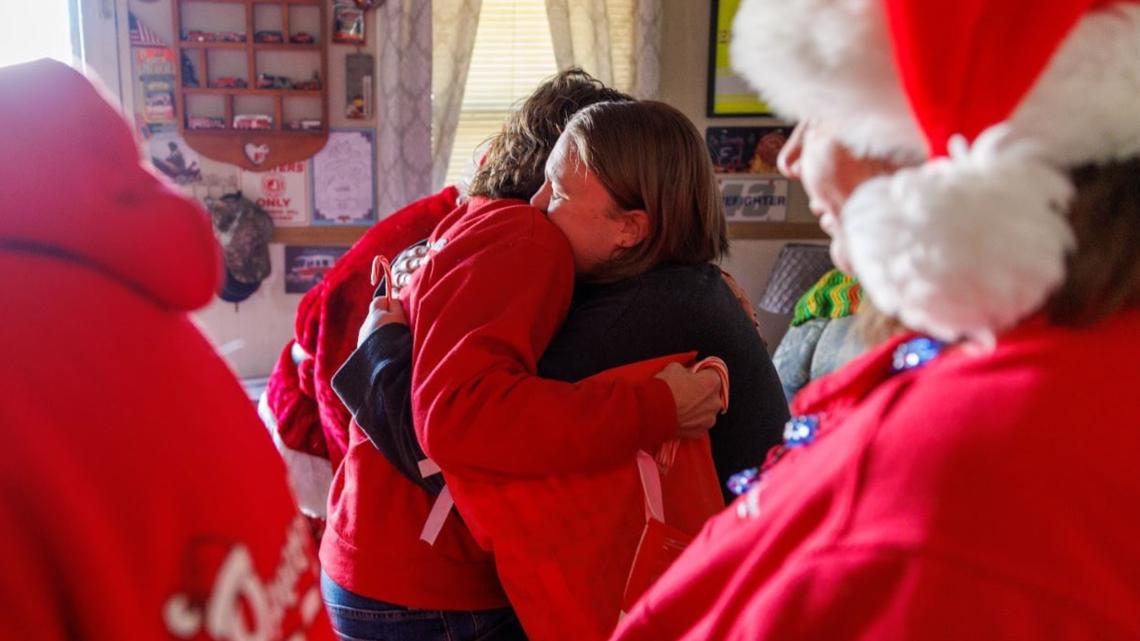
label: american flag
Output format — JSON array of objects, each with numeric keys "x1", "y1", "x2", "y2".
[{"x1": 130, "y1": 13, "x2": 166, "y2": 48}]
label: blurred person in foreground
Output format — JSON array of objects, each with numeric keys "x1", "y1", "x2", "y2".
[
  {"x1": 0, "y1": 60, "x2": 332, "y2": 641},
  {"x1": 612, "y1": 0, "x2": 1140, "y2": 638}
]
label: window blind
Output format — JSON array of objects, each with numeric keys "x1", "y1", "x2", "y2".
[{"x1": 444, "y1": 0, "x2": 558, "y2": 186}]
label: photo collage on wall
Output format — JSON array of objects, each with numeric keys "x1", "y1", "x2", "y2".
[
  {"x1": 705, "y1": 1, "x2": 807, "y2": 225},
  {"x1": 130, "y1": 3, "x2": 388, "y2": 299}
]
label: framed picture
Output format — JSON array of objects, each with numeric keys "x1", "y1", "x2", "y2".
[
  {"x1": 706, "y1": 125, "x2": 792, "y2": 174},
  {"x1": 707, "y1": 0, "x2": 770, "y2": 117},
  {"x1": 311, "y1": 128, "x2": 376, "y2": 225},
  {"x1": 333, "y1": 4, "x2": 366, "y2": 45},
  {"x1": 285, "y1": 245, "x2": 349, "y2": 294}
]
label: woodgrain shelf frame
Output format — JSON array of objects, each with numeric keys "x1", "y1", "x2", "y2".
[{"x1": 173, "y1": 0, "x2": 329, "y2": 170}]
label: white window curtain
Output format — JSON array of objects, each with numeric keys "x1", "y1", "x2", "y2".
[
  {"x1": 429, "y1": 0, "x2": 660, "y2": 190},
  {"x1": 544, "y1": 0, "x2": 661, "y2": 99},
  {"x1": 432, "y1": 0, "x2": 484, "y2": 191},
  {"x1": 376, "y1": 0, "x2": 434, "y2": 216}
]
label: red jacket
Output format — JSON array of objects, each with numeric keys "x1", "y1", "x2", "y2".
[
  {"x1": 612, "y1": 312, "x2": 1140, "y2": 640},
  {"x1": 262, "y1": 187, "x2": 458, "y2": 517},
  {"x1": 403, "y1": 197, "x2": 680, "y2": 635},
  {"x1": 0, "y1": 60, "x2": 332, "y2": 641},
  {"x1": 318, "y1": 197, "x2": 522, "y2": 611},
  {"x1": 407, "y1": 197, "x2": 677, "y2": 484}
]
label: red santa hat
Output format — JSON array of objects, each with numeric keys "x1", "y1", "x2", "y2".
[{"x1": 731, "y1": 0, "x2": 1140, "y2": 344}]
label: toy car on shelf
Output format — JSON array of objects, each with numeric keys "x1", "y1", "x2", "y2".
[
  {"x1": 212, "y1": 77, "x2": 248, "y2": 89},
  {"x1": 289, "y1": 32, "x2": 316, "y2": 44},
  {"x1": 187, "y1": 116, "x2": 226, "y2": 130},
  {"x1": 292, "y1": 72, "x2": 322, "y2": 91},
  {"x1": 256, "y1": 73, "x2": 292, "y2": 89},
  {"x1": 185, "y1": 31, "x2": 217, "y2": 42},
  {"x1": 219, "y1": 31, "x2": 247, "y2": 43},
  {"x1": 286, "y1": 119, "x2": 323, "y2": 131},
  {"x1": 233, "y1": 114, "x2": 273, "y2": 130},
  {"x1": 254, "y1": 30, "x2": 284, "y2": 43}
]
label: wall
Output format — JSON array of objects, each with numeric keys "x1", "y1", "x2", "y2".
[
  {"x1": 659, "y1": 0, "x2": 825, "y2": 350},
  {"x1": 130, "y1": 0, "x2": 825, "y2": 377},
  {"x1": 128, "y1": 0, "x2": 379, "y2": 379}
]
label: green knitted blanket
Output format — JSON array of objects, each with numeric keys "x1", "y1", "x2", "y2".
[{"x1": 791, "y1": 269, "x2": 863, "y2": 326}]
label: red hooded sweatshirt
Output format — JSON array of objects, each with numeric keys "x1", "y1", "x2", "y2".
[
  {"x1": 612, "y1": 314, "x2": 1140, "y2": 640},
  {"x1": 0, "y1": 60, "x2": 333, "y2": 641}
]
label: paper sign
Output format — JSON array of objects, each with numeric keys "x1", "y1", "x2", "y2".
[
  {"x1": 240, "y1": 162, "x2": 309, "y2": 226},
  {"x1": 311, "y1": 129, "x2": 376, "y2": 225},
  {"x1": 719, "y1": 177, "x2": 789, "y2": 222}
]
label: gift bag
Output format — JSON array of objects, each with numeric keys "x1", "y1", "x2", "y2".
[{"x1": 444, "y1": 352, "x2": 727, "y2": 641}]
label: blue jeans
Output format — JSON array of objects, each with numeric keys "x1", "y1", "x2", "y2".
[{"x1": 320, "y1": 572, "x2": 528, "y2": 641}]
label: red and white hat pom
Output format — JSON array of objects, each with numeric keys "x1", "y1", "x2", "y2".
[
  {"x1": 842, "y1": 126, "x2": 1075, "y2": 346},
  {"x1": 732, "y1": 0, "x2": 1140, "y2": 344}
]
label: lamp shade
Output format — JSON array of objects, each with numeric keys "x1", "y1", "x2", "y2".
[{"x1": 757, "y1": 243, "x2": 834, "y2": 315}]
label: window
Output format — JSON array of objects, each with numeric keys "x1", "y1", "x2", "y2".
[
  {"x1": 0, "y1": 0, "x2": 76, "y2": 69},
  {"x1": 443, "y1": 0, "x2": 558, "y2": 186}
]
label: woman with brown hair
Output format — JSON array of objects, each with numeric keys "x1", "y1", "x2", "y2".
[
  {"x1": 532, "y1": 100, "x2": 789, "y2": 497},
  {"x1": 612, "y1": 0, "x2": 1140, "y2": 639},
  {"x1": 347, "y1": 99, "x2": 788, "y2": 640}
]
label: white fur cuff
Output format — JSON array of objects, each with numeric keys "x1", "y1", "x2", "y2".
[
  {"x1": 841, "y1": 126, "x2": 1076, "y2": 345},
  {"x1": 258, "y1": 392, "x2": 333, "y2": 518}
]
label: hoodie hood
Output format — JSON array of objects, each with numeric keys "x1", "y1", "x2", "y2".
[{"x1": 0, "y1": 59, "x2": 221, "y2": 311}]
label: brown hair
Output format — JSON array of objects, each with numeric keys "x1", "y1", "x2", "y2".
[
  {"x1": 1046, "y1": 157, "x2": 1140, "y2": 324},
  {"x1": 857, "y1": 156, "x2": 1140, "y2": 345},
  {"x1": 563, "y1": 100, "x2": 729, "y2": 283},
  {"x1": 467, "y1": 68, "x2": 633, "y2": 201}
]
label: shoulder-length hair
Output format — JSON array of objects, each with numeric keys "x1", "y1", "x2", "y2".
[
  {"x1": 467, "y1": 69, "x2": 633, "y2": 201},
  {"x1": 563, "y1": 100, "x2": 729, "y2": 283}
]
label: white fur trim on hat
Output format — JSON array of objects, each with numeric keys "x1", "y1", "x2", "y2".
[
  {"x1": 258, "y1": 392, "x2": 332, "y2": 518},
  {"x1": 732, "y1": 1, "x2": 1140, "y2": 341},
  {"x1": 730, "y1": 0, "x2": 926, "y2": 162},
  {"x1": 840, "y1": 126, "x2": 1076, "y2": 346},
  {"x1": 731, "y1": 2, "x2": 1140, "y2": 166}
]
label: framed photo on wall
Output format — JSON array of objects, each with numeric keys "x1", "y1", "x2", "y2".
[
  {"x1": 311, "y1": 128, "x2": 376, "y2": 226},
  {"x1": 707, "y1": 0, "x2": 771, "y2": 117}
]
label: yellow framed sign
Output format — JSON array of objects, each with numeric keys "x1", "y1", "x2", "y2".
[{"x1": 708, "y1": 0, "x2": 770, "y2": 117}]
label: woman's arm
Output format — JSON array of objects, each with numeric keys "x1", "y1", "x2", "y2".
[{"x1": 409, "y1": 212, "x2": 711, "y2": 481}]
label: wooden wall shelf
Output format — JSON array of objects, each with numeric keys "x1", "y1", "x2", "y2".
[
  {"x1": 272, "y1": 226, "x2": 371, "y2": 246},
  {"x1": 172, "y1": 0, "x2": 329, "y2": 171},
  {"x1": 727, "y1": 222, "x2": 828, "y2": 240}
]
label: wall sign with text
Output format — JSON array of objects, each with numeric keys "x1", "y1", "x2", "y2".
[
  {"x1": 240, "y1": 162, "x2": 310, "y2": 227},
  {"x1": 718, "y1": 177, "x2": 788, "y2": 222}
]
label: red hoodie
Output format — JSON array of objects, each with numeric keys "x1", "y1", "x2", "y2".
[
  {"x1": 401, "y1": 196, "x2": 682, "y2": 635},
  {"x1": 612, "y1": 314, "x2": 1140, "y2": 640},
  {"x1": 0, "y1": 60, "x2": 333, "y2": 641}
]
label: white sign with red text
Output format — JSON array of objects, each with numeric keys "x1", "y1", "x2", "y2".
[{"x1": 240, "y1": 162, "x2": 310, "y2": 226}]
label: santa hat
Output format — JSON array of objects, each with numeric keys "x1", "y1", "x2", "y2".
[{"x1": 731, "y1": 0, "x2": 1140, "y2": 344}]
